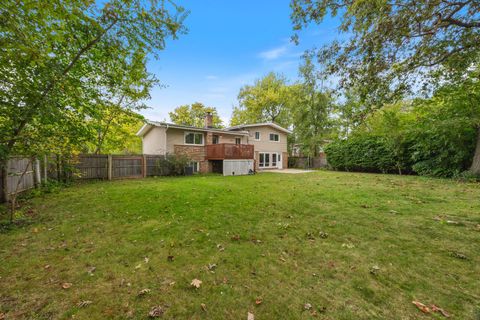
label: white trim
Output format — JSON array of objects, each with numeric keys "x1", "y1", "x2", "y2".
[
  {"x1": 226, "y1": 122, "x2": 292, "y2": 134},
  {"x1": 184, "y1": 131, "x2": 204, "y2": 145},
  {"x1": 258, "y1": 152, "x2": 282, "y2": 169}
]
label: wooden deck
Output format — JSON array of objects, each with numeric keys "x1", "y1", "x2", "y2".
[{"x1": 206, "y1": 143, "x2": 254, "y2": 160}]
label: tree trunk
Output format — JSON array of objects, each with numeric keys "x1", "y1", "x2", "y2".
[{"x1": 470, "y1": 126, "x2": 480, "y2": 175}]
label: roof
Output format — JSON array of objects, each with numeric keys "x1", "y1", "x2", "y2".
[
  {"x1": 225, "y1": 122, "x2": 292, "y2": 134},
  {"x1": 136, "y1": 121, "x2": 250, "y2": 137}
]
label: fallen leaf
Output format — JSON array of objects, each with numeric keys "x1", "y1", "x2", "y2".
[
  {"x1": 450, "y1": 251, "x2": 468, "y2": 260},
  {"x1": 370, "y1": 265, "x2": 380, "y2": 275},
  {"x1": 138, "y1": 288, "x2": 151, "y2": 296},
  {"x1": 247, "y1": 312, "x2": 254, "y2": 320},
  {"x1": 44, "y1": 265, "x2": 51, "y2": 269},
  {"x1": 231, "y1": 235, "x2": 241, "y2": 241},
  {"x1": 135, "y1": 264, "x2": 142, "y2": 269},
  {"x1": 201, "y1": 303, "x2": 207, "y2": 312},
  {"x1": 148, "y1": 306, "x2": 164, "y2": 318},
  {"x1": 167, "y1": 255, "x2": 174, "y2": 262},
  {"x1": 191, "y1": 278, "x2": 202, "y2": 288},
  {"x1": 207, "y1": 263, "x2": 217, "y2": 271},
  {"x1": 431, "y1": 304, "x2": 450, "y2": 317},
  {"x1": 144, "y1": 257, "x2": 149, "y2": 263},
  {"x1": 87, "y1": 266, "x2": 96, "y2": 275},
  {"x1": 255, "y1": 298, "x2": 263, "y2": 305},
  {"x1": 0, "y1": 312, "x2": 5, "y2": 320},
  {"x1": 412, "y1": 301, "x2": 431, "y2": 313},
  {"x1": 304, "y1": 303, "x2": 312, "y2": 310},
  {"x1": 61, "y1": 282, "x2": 72, "y2": 289},
  {"x1": 77, "y1": 300, "x2": 92, "y2": 308}
]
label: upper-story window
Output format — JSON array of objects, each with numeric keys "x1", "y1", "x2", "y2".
[
  {"x1": 235, "y1": 138, "x2": 241, "y2": 144},
  {"x1": 269, "y1": 133, "x2": 280, "y2": 142},
  {"x1": 185, "y1": 132, "x2": 204, "y2": 145},
  {"x1": 254, "y1": 131, "x2": 260, "y2": 140}
]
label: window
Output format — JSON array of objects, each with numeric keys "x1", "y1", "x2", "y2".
[
  {"x1": 189, "y1": 161, "x2": 199, "y2": 173},
  {"x1": 272, "y1": 153, "x2": 277, "y2": 167},
  {"x1": 212, "y1": 135, "x2": 219, "y2": 144},
  {"x1": 259, "y1": 153, "x2": 264, "y2": 167},
  {"x1": 269, "y1": 133, "x2": 279, "y2": 142},
  {"x1": 264, "y1": 153, "x2": 270, "y2": 167},
  {"x1": 254, "y1": 131, "x2": 260, "y2": 140},
  {"x1": 235, "y1": 138, "x2": 241, "y2": 144},
  {"x1": 185, "y1": 132, "x2": 203, "y2": 145}
]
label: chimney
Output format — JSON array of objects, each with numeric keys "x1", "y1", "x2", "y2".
[{"x1": 204, "y1": 112, "x2": 213, "y2": 128}]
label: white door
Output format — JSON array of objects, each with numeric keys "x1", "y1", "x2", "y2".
[{"x1": 278, "y1": 153, "x2": 282, "y2": 169}]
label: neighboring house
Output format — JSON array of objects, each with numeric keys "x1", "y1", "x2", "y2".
[{"x1": 136, "y1": 113, "x2": 291, "y2": 174}]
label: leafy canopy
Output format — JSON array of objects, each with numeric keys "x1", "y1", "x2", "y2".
[{"x1": 169, "y1": 102, "x2": 223, "y2": 128}]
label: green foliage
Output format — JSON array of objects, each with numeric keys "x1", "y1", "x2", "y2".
[
  {"x1": 292, "y1": 52, "x2": 335, "y2": 156},
  {"x1": 325, "y1": 135, "x2": 400, "y2": 173},
  {"x1": 291, "y1": 0, "x2": 480, "y2": 103},
  {"x1": 231, "y1": 72, "x2": 294, "y2": 128},
  {"x1": 326, "y1": 81, "x2": 480, "y2": 177},
  {"x1": 169, "y1": 102, "x2": 223, "y2": 128},
  {"x1": 0, "y1": 0, "x2": 187, "y2": 161},
  {"x1": 155, "y1": 154, "x2": 190, "y2": 176}
]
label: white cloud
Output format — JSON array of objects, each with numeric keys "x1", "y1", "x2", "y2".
[
  {"x1": 205, "y1": 75, "x2": 218, "y2": 80},
  {"x1": 258, "y1": 45, "x2": 289, "y2": 60}
]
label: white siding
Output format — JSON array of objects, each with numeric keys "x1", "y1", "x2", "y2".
[{"x1": 223, "y1": 160, "x2": 254, "y2": 176}]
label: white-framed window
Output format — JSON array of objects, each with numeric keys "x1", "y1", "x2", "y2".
[
  {"x1": 189, "y1": 161, "x2": 199, "y2": 173},
  {"x1": 259, "y1": 152, "x2": 281, "y2": 168},
  {"x1": 184, "y1": 132, "x2": 204, "y2": 145},
  {"x1": 254, "y1": 131, "x2": 260, "y2": 140},
  {"x1": 269, "y1": 133, "x2": 280, "y2": 142},
  {"x1": 235, "y1": 137, "x2": 241, "y2": 144}
]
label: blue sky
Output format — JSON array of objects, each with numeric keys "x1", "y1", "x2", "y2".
[{"x1": 142, "y1": 0, "x2": 340, "y2": 125}]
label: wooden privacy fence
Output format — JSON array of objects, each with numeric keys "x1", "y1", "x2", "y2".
[
  {"x1": 289, "y1": 154, "x2": 328, "y2": 169},
  {"x1": 1, "y1": 157, "x2": 40, "y2": 203},
  {"x1": 1, "y1": 154, "x2": 172, "y2": 203}
]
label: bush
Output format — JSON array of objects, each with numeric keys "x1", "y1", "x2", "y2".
[
  {"x1": 325, "y1": 135, "x2": 402, "y2": 173},
  {"x1": 155, "y1": 154, "x2": 190, "y2": 176}
]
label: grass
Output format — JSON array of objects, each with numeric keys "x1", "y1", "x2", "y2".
[{"x1": 1, "y1": 171, "x2": 479, "y2": 319}]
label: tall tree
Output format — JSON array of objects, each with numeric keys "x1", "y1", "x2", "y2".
[
  {"x1": 291, "y1": 0, "x2": 480, "y2": 173},
  {"x1": 231, "y1": 72, "x2": 294, "y2": 128},
  {"x1": 0, "y1": 0, "x2": 187, "y2": 199},
  {"x1": 169, "y1": 102, "x2": 223, "y2": 128},
  {"x1": 293, "y1": 52, "x2": 334, "y2": 156}
]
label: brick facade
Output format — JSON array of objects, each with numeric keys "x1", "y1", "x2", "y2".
[{"x1": 174, "y1": 145, "x2": 209, "y2": 173}]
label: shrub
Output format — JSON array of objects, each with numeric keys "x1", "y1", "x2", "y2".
[
  {"x1": 155, "y1": 154, "x2": 190, "y2": 176},
  {"x1": 325, "y1": 135, "x2": 401, "y2": 173}
]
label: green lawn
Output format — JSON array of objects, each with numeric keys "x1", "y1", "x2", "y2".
[{"x1": 1, "y1": 171, "x2": 479, "y2": 319}]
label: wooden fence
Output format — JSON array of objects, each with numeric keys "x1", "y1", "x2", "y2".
[
  {"x1": 289, "y1": 154, "x2": 328, "y2": 169},
  {"x1": 1, "y1": 157, "x2": 38, "y2": 203},
  {"x1": 1, "y1": 154, "x2": 171, "y2": 203}
]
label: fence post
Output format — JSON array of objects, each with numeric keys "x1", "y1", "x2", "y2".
[
  {"x1": 43, "y1": 155, "x2": 48, "y2": 184},
  {"x1": 34, "y1": 158, "x2": 41, "y2": 187},
  {"x1": 107, "y1": 155, "x2": 112, "y2": 180},
  {"x1": 142, "y1": 154, "x2": 147, "y2": 178}
]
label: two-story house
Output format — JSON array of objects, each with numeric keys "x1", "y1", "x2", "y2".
[{"x1": 136, "y1": 113, "x2": 291, "y2": 174}]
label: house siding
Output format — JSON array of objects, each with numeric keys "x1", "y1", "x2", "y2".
[{"x1": 142, "y1": 126, "x2": 167, "y2": 155}]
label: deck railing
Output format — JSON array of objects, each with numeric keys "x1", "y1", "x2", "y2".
[{"x1": 206, "y1": 143, "x2": 254, "y2": 160}]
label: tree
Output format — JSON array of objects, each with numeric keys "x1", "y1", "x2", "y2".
[
  {"x1": 0, "y1": 0, "x2": 188, "y2": 200},
  {"x1": 292, "y1": 52, "x2": 334, "y2": 156},
  {"x1": 291, "y1": 0, "x2": 480, "y2": 173},
  {"x1": 231, "y1": 72, "x2": 294, "y2": 128},
  {"x1": 169, "y1": 102, "x2": 223, "y2": 128}
]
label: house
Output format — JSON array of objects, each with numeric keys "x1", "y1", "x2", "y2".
[{"x1": 136, "y1": 113, "x2": 291, "y2": 174}]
